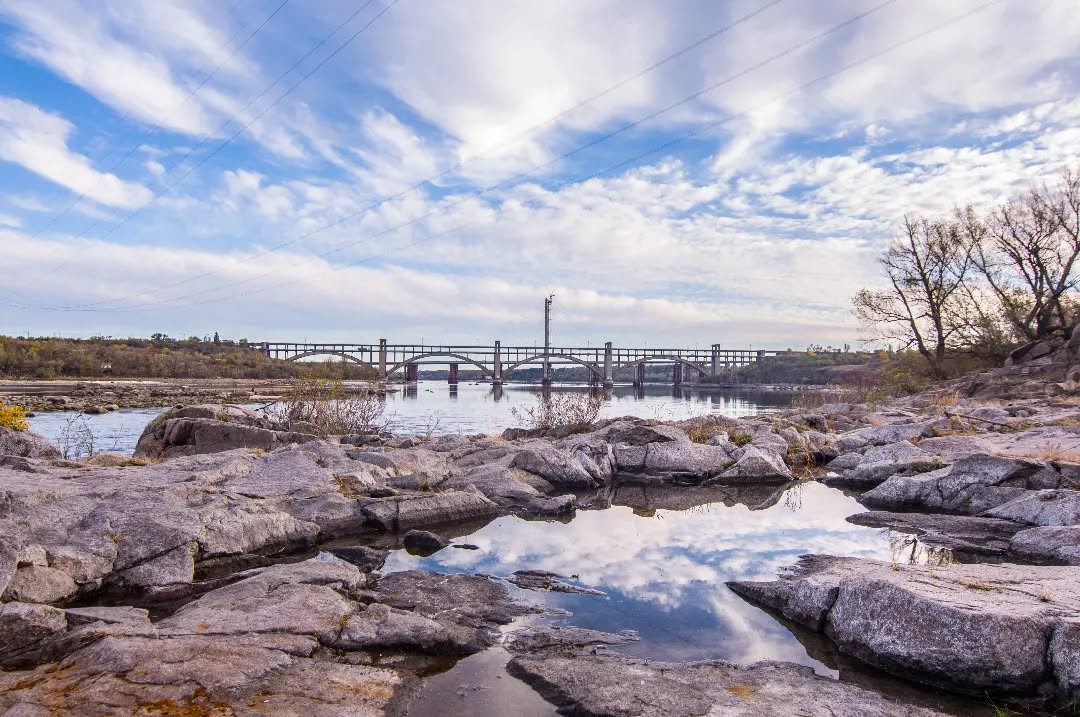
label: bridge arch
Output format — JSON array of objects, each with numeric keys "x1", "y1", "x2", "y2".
[
  {"x1": 284, "y1": 350, "x2": 376, "y2": 372},
  {"x1": 387, "y1": 352, "x2": 493, "y2": 378},
  {"x1": 612, "y1": 356, "x2": 710, "y2": 377},
  {"x1": 502, "y1": 354, "x2": 604, "y2": 381}
]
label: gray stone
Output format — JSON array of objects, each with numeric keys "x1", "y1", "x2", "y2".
[
  {"x1": 861, "y1": 454, "x2": 1047, "y2": 515},
  {"x1": 983, "y1": 489, "x2": 1080, "y2": 526},
  {"x1": 0, "y1": 427, "x2": 60, "y2": 459},
  {"x1": 847, "y1": 511, "x2": 1024, "y2": 557},
  {"x1": 1010, "y1": 525, "x2": 1080, "y2": 564},
  {"x1": 615, "y1": 441, "x2": 734, "y2": 483},
  {"x1": 0, "y1": 602, "x2": 67, "y2": 660},
  {"x1": 729, "y1": 555, "x2": 1080, "y2": 701},
  {"x1": 63, "y1": 606, "x2": 150, "y2": 627},
  {"x1": 334, "y1": 602, "x2": 489, "y2": 655},
  {"x1": 837, "y1": 421, "x2": 937, "y2": 452},
  {"x1": 3, "y1": 566, "x2": 78, "y2": 604},
  {"x1": 328, "y1": 545, "x2": 388, "y2": 572},
  {"x1": 373, "y1": 570, "x2": 532, "y2": 629},
  {"x1": 402, "y1": 529, "x2": 448, "y2": 555},
  {"x1": 603, "y1": 422, "x2": 689, "y2": 445},
  {"x1": 826, "y1": 442, "x2": 941, "y2": 488},
  {"x1": 719, "y1": 445, "x2": 792, "y2": 483},
  {"x1": 507, "y1": 570, "x2": 606, "y2": 596},
  {"x1": 510, "y1": 445, "x2": 601, "y2": 489},
  {"x1": 505, "y1": 625, "x2": 639, "y2": 655},
  {"x1": 507, "y1": 654, "x2": 949, "y2": 716},
  {"x1": 360, "y1": 490, "x2": 500, "y2": 531},
  {"x1": 523, "y1": 493, "x2": 577, "y2": 516}
]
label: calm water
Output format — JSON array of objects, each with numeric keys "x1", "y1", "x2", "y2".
[
  {"x1": 376, "y1": 482, "x2": 993, "y2": 717},
  {"x1": 28, "y1": 380, "x2": 796, "y2": 456}
]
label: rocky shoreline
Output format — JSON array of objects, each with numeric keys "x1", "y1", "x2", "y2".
[{"x1": 2, "y1": 336, "x2": 1080, "y2": 715}]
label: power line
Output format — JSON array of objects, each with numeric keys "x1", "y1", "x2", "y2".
[
  {"x1": 14, "y1": 0, "x2": 1004, "y2": 319},
  {"x1": 20, "y1": 0, "x2": 395, "y2": 296},
  {"x1": 52, "y1": 0, "x2": 892, "y2": 314},
  {"x1": 42, "y1": 0, "x2": 784, "y2": 312},
  {"x1": 168, "y1": 0, "x2": 1002, "y2": 316},
  {"x1": 20, "y1": 0, "x2": 290, "y2": 253}
]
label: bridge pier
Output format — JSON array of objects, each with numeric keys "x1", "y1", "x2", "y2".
[
  {"x1": 448, "y1": 363, "x2": 459, "y2": 385},
  {"x1": 493, "y1": 341, "x2": 503, "y2": 385},
  {"x1": 603, "y1": 341, "x2": 613, "y2": 388},
  {"x1": 378, "y1": 339, "x2": 387, "y2": 379},
  {"x1": 673, "y1": 364, "x2": 683, "y2": 386},
  {"x1": 405, "y1": 364, "x2": 418, "y2": 383},
  {"x1": 634, "y1": 363, "x2": 646, "y2": 387}
]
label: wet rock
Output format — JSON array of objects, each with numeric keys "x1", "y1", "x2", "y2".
[
  {"x1": 3, "y1": 566, "x2": 78, "y2": 604},
  {"x1": 328, "y1": 545, "x2": 389, "y2": 572},
  {"x1": 719, "y1": 444, "x2": 792, "y2": 483},
  {"x1": 507, "y1": 570, "x2": 606, "y2": 596},
  {"x1": 1010, "y1": 525, "x2": 1080, "y2": 564},
  {"x1": 0, "y1": 426, "x2": 60, "y2": 459},
  {"x1": 402, "y1": 529, "x2": 449, "y2": 555},
  {"x1": 507, "y1": 654, "x2": 949, "y2": 716},
  {"x1": 728, "y1": 555, "x2": 1080, "y2": 702},
  {"x1": 847, "y1": 511, "x2": 1024, "y2": 557},
  {"x1": 442, "y1": 465, "x2": 542, "y2": 506}
]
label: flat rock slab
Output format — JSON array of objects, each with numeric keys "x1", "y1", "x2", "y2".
[
  {"x1": 846, "y1": 511, "x2": 1025, "y2": 557},
  {"x1": 728, "y1": 555, "x2": 1080, "y2": 704},
  {"x1": 508, "y1": 654, "x2": 950, "y2": 716}
]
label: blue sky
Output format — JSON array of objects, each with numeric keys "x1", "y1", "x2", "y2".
[{"x1": 1, "y1": 0, "x2": 1078, "y2": 347}]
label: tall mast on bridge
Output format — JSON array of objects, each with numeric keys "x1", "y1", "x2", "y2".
[{"x1": 543, "y1": 294, "x2": 554, "y2": 385}]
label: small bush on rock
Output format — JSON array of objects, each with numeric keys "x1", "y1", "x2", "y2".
[
  {"x1": 269, "y1": 374, "x2": 386, "y2": 436},
  {"x1": 0, "y1": 401, "x2": 29, "y2": 431},
  {"x1": 511, "y1": 391, "x2": 602, "y2": 432}
]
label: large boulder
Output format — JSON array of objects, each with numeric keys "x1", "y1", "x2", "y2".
[
  {"x1": 134, "y1": 406, "x2": 318, "y2": 459},
  {"x1": 614, "y1": 441, "x2": 735, "y2": 483},
  {"x1": 824, "y1": 442, "x2": 941, "y2": 488},
  {"x1": 509, "y1": 444, "x2": 602, "y2": 489},
  {"x1": 860, "y1": 454, "x2": 1067, "y2": 516},
  {"x1": 719, "y1": 445, "x2": 792, "y2": 483},
  {"x1": 1010, "y1": 525, "x2": 1080, "y2": 564},
  {"x1": 728, "y1": 555, "x2": 1080, "y2": 703},
  {"x1": 847, "y1": 511, "x2": 1024, "y2": 558},
  {"x1": 0, "y1": 427, "x2": 60, "y2": 459}
]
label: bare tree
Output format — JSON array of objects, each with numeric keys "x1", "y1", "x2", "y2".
[
  {"x1": 853, "y1": 216, "x2": 975, "y2": 377},
  {"x1": 967, "y1": 167, "x2": 1080, "y2": 341}
]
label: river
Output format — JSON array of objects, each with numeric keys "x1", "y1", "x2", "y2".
[{"x1": 27, "y1": 380, "x2": 798, "y2": 457}]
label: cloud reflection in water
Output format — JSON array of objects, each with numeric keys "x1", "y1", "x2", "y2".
[{"x1": 382, "y1": 482, "x2": 896, "y2": 673}]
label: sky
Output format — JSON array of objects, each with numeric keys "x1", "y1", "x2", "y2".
[{"x1": 1, "y1": 0, "x2": 1078, "y2": 349}]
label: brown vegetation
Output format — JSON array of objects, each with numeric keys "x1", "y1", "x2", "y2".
[
  {"x1": 0, "y1": 335, "x2": 377, "y2": 380},
  {"x1": 511, "y1": 390, "x2": 603, "y2": 432}
]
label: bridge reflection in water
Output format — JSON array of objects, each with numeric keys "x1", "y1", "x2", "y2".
[{"x1": 260, "y1": 340, "x2": 788, "y2": 387}]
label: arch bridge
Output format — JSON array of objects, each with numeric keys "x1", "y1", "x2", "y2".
[{"x1": 260, "y1": 340, "x2": 789, "y2": 387}]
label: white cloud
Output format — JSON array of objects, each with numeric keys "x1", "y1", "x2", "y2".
[{"x1": 0, "y1": 97, "x2": 152, "y2": 208}]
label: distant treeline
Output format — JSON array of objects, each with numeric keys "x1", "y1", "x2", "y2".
[{"x1": 0, "y1": 335, "x2": 377, "y2": 380}]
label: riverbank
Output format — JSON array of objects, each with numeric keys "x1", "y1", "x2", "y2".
[{"x1": 1, "y1": 336, "x2": 1078, "y2": 715}]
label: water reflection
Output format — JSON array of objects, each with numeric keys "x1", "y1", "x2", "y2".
[{"x1": 383, "y1": 482, "x2": 892, "y2": 671}]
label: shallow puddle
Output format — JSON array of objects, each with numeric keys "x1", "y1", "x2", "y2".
[{"x1": 376, "y1": 482, "x2": 1002, "y2": 715}]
